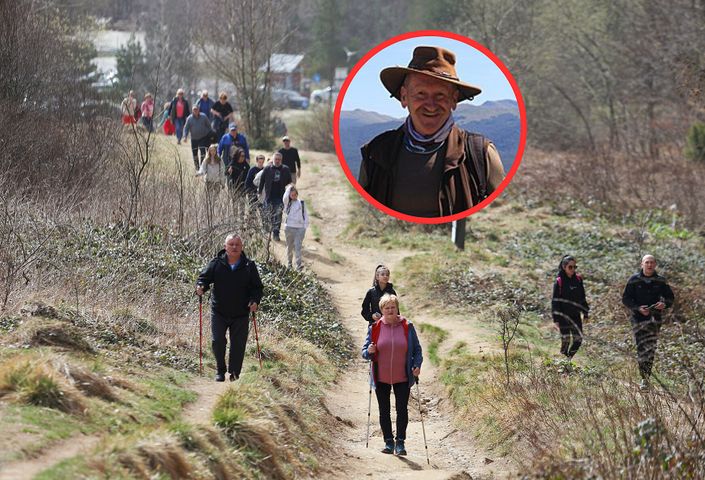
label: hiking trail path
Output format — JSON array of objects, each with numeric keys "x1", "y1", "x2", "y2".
[
  {"x1": 179, "y1": 150, "x2": 515, "y2": 478},
  {"x1": 290, "y1": 151, "x2": 516, "y2": 479}
]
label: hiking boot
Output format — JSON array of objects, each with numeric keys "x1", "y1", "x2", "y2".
[
  {"x1": 394, "y1": 439, "x2": 407, "y2": 456},
  {"x1": 381, "y1": 439, "x2": 394, "y2": 454},
  {"x1": 639, "y1": 378, "x2": 650, "y2": 391},
  {"x1": 215, "y1": 373, "x2": 225, "y2": 382},
  {"x1": 229, "y1": 373, "x2": 238, "y2": 382}
]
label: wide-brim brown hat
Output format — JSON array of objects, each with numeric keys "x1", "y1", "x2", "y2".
[{"x1": 380, "y1": 45, "x2": 482, "y2": 102}]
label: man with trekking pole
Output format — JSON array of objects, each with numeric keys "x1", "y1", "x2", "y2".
[{"x1": 196, "y1": 234, "x2": 263, "y2": 382}]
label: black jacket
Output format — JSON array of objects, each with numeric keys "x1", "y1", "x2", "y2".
[
  {"x1": 361, "y1": 283, "x2": 396, "y2": 324},
  {"x1": 551, "y1": 273, "x2": 589, "y2": 323},
  {"x1": 169, "y1": 96, "x2": 190, "y2": 121},
  {"x1": 245, "y1": 166, "x2": 263, "y2": 193},
  {"x1": 622, "y1": 270, "x2": 674, "y2": 322},
  {"x1": 258, "y1": 164, "x2": 292, "y2": 200},
  {"x1": 279, "y1": 147, "x2": 301, "y2": 173},
  {"x1": 196, "y1": 251, "x2": 263, "y2": 317},
  {"x1": 228, "y1": 161, "x2": 250, "y2": 191}
]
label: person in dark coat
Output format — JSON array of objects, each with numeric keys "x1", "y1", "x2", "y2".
[
  {"x1": 278, "y1": 136, "x2": 301, "y2": 184},
  {"x1": 622, "y1": 254, "x2": 675, "y2": 389},
  {"x1": 227, "y1": 148, "x2": 250, "y2": 192},
  {"x1": 258, "y1": 152, "x2": 292, "y2": 241},
  {"x1": 361, "y1": 264, "x2": 397, "y2": 325},
  {"x1": 551, "y1": 255, "x2": 589, "y2": 359},
  {"x1": 358, "y1": 46, "x2": 505, "y2": 218},
  {"x1": 196, "y1": 234, "x2": 263, "y2": 382}
]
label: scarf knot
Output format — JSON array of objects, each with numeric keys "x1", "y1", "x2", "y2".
[{"x1": 402, "y1": 115, "x2": 455, "y2": 154}]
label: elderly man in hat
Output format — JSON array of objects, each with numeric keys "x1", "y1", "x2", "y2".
[{"x1": 359, "y1": 46, "x2": 506, "y2": 218}]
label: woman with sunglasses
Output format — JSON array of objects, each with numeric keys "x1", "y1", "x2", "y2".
[{"x1": 552, "y1": 255, "x2": 589, "y2": 359}]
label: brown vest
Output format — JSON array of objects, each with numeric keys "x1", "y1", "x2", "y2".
[{"x1": 359, "y1": 125, "x2": 490, "y2": 216}]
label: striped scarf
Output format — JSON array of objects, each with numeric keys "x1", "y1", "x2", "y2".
[{"x1": 402, "y1": 115, "x2": 455, "y2": 154}]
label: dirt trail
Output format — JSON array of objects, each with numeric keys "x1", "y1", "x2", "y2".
[
  {"x1": 291, "y1": 151, "x2": 514, "y2": 479},
  {"x1": 0, "y1": 434, "x2": 100, "y2": 480}
]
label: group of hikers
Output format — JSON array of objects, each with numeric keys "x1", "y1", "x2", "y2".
[
  {"x1": 551, "y1": 253, "x2": 674, "y2": 389},
  {"x1": 194, "y1": 247, "x2": 423, "y2": 457},
  {"x1": 194, "y1": 240, "x2": 676, "y2": 457},
  {"x1": 121, "y1": 88, "x2": 308, "y2": 270}
]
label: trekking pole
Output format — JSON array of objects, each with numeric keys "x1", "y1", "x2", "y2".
[
  {"x1": 251, "y1": 311, "x2": 263, "y2": 369},
  {"x1": 415, "y1": 376, "x2": 430, "y2": 465},
  {"x1": 366, "y1": 361, "x2": 373, "y2": 448},
  {"x1": 198, "y1": 295, "x2": 203, "y2": 375}
]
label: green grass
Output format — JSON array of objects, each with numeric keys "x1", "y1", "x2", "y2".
[
  {"x1": 327, "y1": 248, "x2": 345, "y2": 264},
  {"x1": 34, "y1": 456, "x2": 89, "y2": 480},
  {"x1": 418, "y1": 323, "x2": 448, "y2": 365},
  {"x1": 303, "y1": 197, "x2": 322, "y2": 219},
  {"x1": 310, "y1": 223, "x2": 321, "y2": 242},
  {"x1": 344, "y1": 194, "x2": 705, "y2": 475}
]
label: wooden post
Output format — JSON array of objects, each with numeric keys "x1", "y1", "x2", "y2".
[{"x1": 452, "y1": 219, "x2": 466, "y2": 250}]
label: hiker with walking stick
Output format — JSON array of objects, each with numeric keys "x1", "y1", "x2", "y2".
[
  {"x1": 362, "y1": 294, "x2": 423, "y2": 456},
  {"x1": 196, "y1": 234, "x2": 263, "y2": 382}
]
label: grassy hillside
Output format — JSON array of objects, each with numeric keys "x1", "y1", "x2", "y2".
[
  {"x1": 0, "y1": 220, "x2": 352, "y2": 479},
  {"x1": 344, "y1": 153, "x2": 705, "y2": 478}
]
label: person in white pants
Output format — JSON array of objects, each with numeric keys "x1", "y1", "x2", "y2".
[{"x1": 282, "y1": 184, "x2": 309, "y2": 270}]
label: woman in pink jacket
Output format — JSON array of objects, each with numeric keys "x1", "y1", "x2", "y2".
[{"x1": 362, "y1": 293, "x2": 423, "y2": 456}]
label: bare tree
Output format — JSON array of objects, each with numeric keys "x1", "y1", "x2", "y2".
[
  {"x1": 496, "y1": 303, "x2": 521, "y2": 386},
  {"x1": 196, "y1": 0, "x2": 293, "y2": 144}
]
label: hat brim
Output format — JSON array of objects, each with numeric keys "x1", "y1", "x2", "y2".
[{"x1": 380, "y1": 67, "x2": 482, "y2": 102}]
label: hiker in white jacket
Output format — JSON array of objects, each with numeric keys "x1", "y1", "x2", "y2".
[
  {"x1": 282, "y1": 184, "x2": 309, "y2": 270},
  {"x1": 196, "y1": 144, "x2": 226, "y2": 227},
  {"x1": 196, "y1": 144, "x2": 226, "y2": 191}
]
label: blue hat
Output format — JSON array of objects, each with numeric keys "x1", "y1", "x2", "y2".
[{"x1": 228, "y1": 123, "x2": 237, "y2": 130}]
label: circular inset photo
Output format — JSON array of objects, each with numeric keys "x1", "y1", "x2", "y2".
[{"x1": 334, "y1": 30, "x2": 526, "y2": 224}]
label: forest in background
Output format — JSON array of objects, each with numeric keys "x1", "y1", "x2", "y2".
[{"x1": 2, "y1": 0, "x2": 705, "y2": 227}]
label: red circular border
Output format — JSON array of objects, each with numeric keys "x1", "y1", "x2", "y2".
[{"x1": 333, "y1": 29, "x2": 527, "y2": 225}]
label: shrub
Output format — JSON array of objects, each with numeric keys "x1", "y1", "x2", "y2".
[
  {"x1": 291, "y1": 108, "x2": 334, "y2": 153},
  {"x1": 685, "y1": 121, "x2": 705, "y2": 162},
  {"x1": 0, "y1": 357, "x2": 86, "y2": 414}
]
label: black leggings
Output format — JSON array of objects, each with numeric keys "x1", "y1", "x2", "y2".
[
  {"x1": 375, "y1": 381, "x2": 410, "y2": 442},
  {"x1": 558, "y1": 316, "x2": 583, "y2": 358},
  {"x1": 211, "y1": 312, "x2": 249, "y2": 377},
  {"x1": 633, "y1": 318, "x2": 662, "y2": 379},
  {"x1": 191, "y1": 136, "x2": 210, "y2": 168}
]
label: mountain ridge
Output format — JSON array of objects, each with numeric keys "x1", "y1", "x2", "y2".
[{"x1": 339, "y1": 100, "x2": 521, "y2": 178}]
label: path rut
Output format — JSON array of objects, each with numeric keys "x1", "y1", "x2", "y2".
[{"x1": 292, "y1": 151, "x2": 515, "y2": 479}]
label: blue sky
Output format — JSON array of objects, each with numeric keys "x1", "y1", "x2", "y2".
[{"x1": 341, "y1": 36, "x2": 518, "y2": 118}]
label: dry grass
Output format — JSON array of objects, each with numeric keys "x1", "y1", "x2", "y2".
[
  {"x1": 443, "y1": 347, "x2": 705, "y2": 478},
  {"x1": 0, "y1": 355, "x2": 86, "y2": 415},
  {"x1": 10, "y1": 317, "x2": 94, "y2": 353},
  {"x1": 58, "y1": 362, "x2": 119, "y2": 402},
  {"x1": 512, "y1": 146, "x2": 705, "y2": 231}
]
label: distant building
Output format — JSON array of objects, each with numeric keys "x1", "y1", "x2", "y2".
[{"x1": 262, "y1": 54, "x2": 304, "y2": 92}]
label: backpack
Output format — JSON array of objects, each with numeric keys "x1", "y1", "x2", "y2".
[
  {"x1": 464, "y1": 132, "x2": 488, "y2": 201},
  {"x1": 556, "y1": 274, "x2": 582, "y2": 296}
]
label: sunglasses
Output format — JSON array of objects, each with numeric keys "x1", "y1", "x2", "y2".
[{"x1": 566, "y1": 265, "x2": 577, "y2": 270}]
